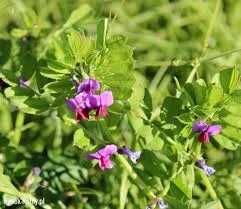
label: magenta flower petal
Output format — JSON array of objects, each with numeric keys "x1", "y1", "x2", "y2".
[
  {"x1": 66, "y1": 98, "x2": 79, "y2": 111},
  {"x1": 207, "y1": 125, "x2": 222, "y2": 136},
  {"x1": 85, "y1": 94, "x2": 100, "y2": 109},
  {"x1": 98, "y1": 144, "x2": 118, "y2": 156},
  {"x1": 88, "y1": 144, "x2": 117, "y2": 170},
  {"x1": 192, "y1": 121, "x2": 208, "y2": 133},
  {"x1": 100, "y1": 91, "x2": 113, "y2": 107},
  {"x1": 77, "y1": 79, "x2": 100, "y2": 94},
  {"x1": 88, "y1": 152, "x2": 100, "y2": 160},
  {"x1": 99, "y1": 156, "x2": 113, "y2": 170}
]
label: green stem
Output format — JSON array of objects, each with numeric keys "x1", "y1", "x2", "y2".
[
  {"x1": 201, "y1": 0, "x2": 221, "y2": 56},
  {"x1": 199, "y1": 171, "x2": 217, "y2": 200},
  {"x1": 116, "y1": 155, "x2": 155, "y2": 199},
  {"x1": 12, "y1": 111, "x2": 25, "y2": 146},
  {"x1": 185, "y1": 59, "x2": 200, "y2": 83}
]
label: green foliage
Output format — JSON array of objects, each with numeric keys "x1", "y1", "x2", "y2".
[{"x1": 1, "y1": 1, "x2": 241, "y2": 209}]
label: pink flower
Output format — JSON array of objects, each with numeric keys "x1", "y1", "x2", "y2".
[
  {"x1": 192, "y1": 121, "x2": 222, "y2": 143},
  {"x1": 88, "y1": 144, "x2": 117, "y2": 170},
  {"x1": 66, "y1": 79, "x2": 113, "y2": 121},
  {"x1": 96, "y1": 91, "x2": 113, "y2": 118}
]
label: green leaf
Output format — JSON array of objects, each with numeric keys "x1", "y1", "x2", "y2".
[
  {"x1": 67, "y1": 30, "x2": 93, "y2": 63},
  {"x1": 4, "y1": 87, "x2": 49, "y2": 114},
  {"x1": 225, "y1": 104, "x2": 241, "y2": 116},
  {"x1": 96, "y1": 18, "x2": 108, "y2": 50},
  {"x1": 43, "y1": 80, "x2": 73, "y2": 94},
  {"x1": 222, "y1": 126, "x2": 241, "y2": 142},
  {"x1": 172, "y1": 167, "x2": 194, "y2": 199},
  {"x1": 73, "y1": 129, "x2": 91, "y2": 150},
  {"x1": 0, "y1": 172, "x2": 19, "y2": 196},
  {"x1": 201, "y1": 200, "x2": 224, "y2": 209},
  {"x1": 94, "y1": 37, "x2": 135, "y2": 100},
  {"x1": 221, "y1": 114, "x2": 241, "y2": 129},
  {"x1": 0, "y1": 68, "x2": 18, "y2": 86},
  {"x1": 207, "y1": 86, "x2": 223, "y2": 107},
  {"x1": 40, "y1": 67, "x2": 67, "y2": 80},
  {"x1": 145, "y1": 134, "x2": 164, "y2": 151},
  {"x1": 0, "y1": 39, "x2": 11, "y2": 65},
  {"x1": 11, "y1": 28, "x2": 28, "y2": 38},
  {"x1": 119, "y1": 171, "x2": 129, "y2": 209},
  {"x1": 63, "y1": 4, "x2": 92, "y2": 29},
  {"x1": 230, "y1": 89, "x2": 241, "y2": 103},
  {"x1": 142, "y1": 88, "x2": 153, "y2": 119},
  {"x1": 220, "y1": 67, "x2": 240, "y2": 94},
  {"x1": 47, "y1": 59, "x2": 72, "y2": 74},
  {"x1": 214, "y1": 134, "x2": 239, "y2": 150},
  {"x1": 22, "y1": 8, "x2": 37, "y2": 29},
  {"x1": 162, "y1": 97, "x2": 183, "y2": 119},
  {"x1": 52, "y1": 37, "x2": 75, "y2": 66}
]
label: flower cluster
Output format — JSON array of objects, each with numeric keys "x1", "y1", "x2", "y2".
[
  {"x1": 88, "y1": 144, "x2": 141, "y2": 170},
  {"x1": 66, "y1": 79, "x2": 113, "y2": 121},
  {"x1": 192, "y1": 120, "x2": 221, "y2": 177}
]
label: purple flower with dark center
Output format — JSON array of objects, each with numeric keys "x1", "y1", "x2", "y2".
[
  {"x1": 66, "y1": 92, "x2": 93, "y2": 121},
  {"x1": 66, "y1": 78, "x2": 113, "y2": 121},
  {"x1": 156, "y1": 199, "x2": 168, "y2": 209},
  {"x1": 118, "y1": 146, "x2": 141, "y2": 164},
  {"x1": 88, "y1": 144, "x2": 118, "y2": 170},
  {"x1": 192, "y1": 121, "x2": 222, "y2": 143},
  {"x1": 77, "y1": 79, "x2": 100, "y2": 94},
  {"x1": 196, "y1": 159, "x2": 216, "y2": 176}
]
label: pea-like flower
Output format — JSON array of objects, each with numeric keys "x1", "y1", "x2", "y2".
[
  {"x1": 118, "y1": 146, "x2": 141, "y2": 164},
  {"x1": 192, "y1": 121, "x2": 221, "y2": 143},
  {"x1": 66, "y1": 78, "x2": 113, "y2": 121},
  {"x1": 196, "y1": 159, "x2": 215, "y2": 176},
  {"x1": 88, "y1": 144, "x2": 118, "y2": 170}
]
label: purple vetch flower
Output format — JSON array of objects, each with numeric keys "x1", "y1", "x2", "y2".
[
  {"x1": 88, "y1": 144, "x2": 118, "y2": 170},
  {"x1": 96, "y1": 91, "x2": 113, "y2": 118},
  {"x1": 196, "y1": 159, "x2": 216, "y2": 176},
  {"x1": 77, "y1": 78, "x2": 100, "y2": 94},
  {"x1": 19, "y1": 78, "x2": 30, "y2": 88},
  {"x1": 118, "y1": 146, "x2": 141, "y2": 164},
  {"x1": 156, "y1": 199, "x2": 168, "y2": 209},
  {"x1": 192, "y1": 121, "x2": 222, "y2": 143},
  {"x1": 66, "y1": 78, "x2": 113, "y2": 121},
  {"x1": 66, "y1": 92, "x2": 93, "y2": 121}
]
